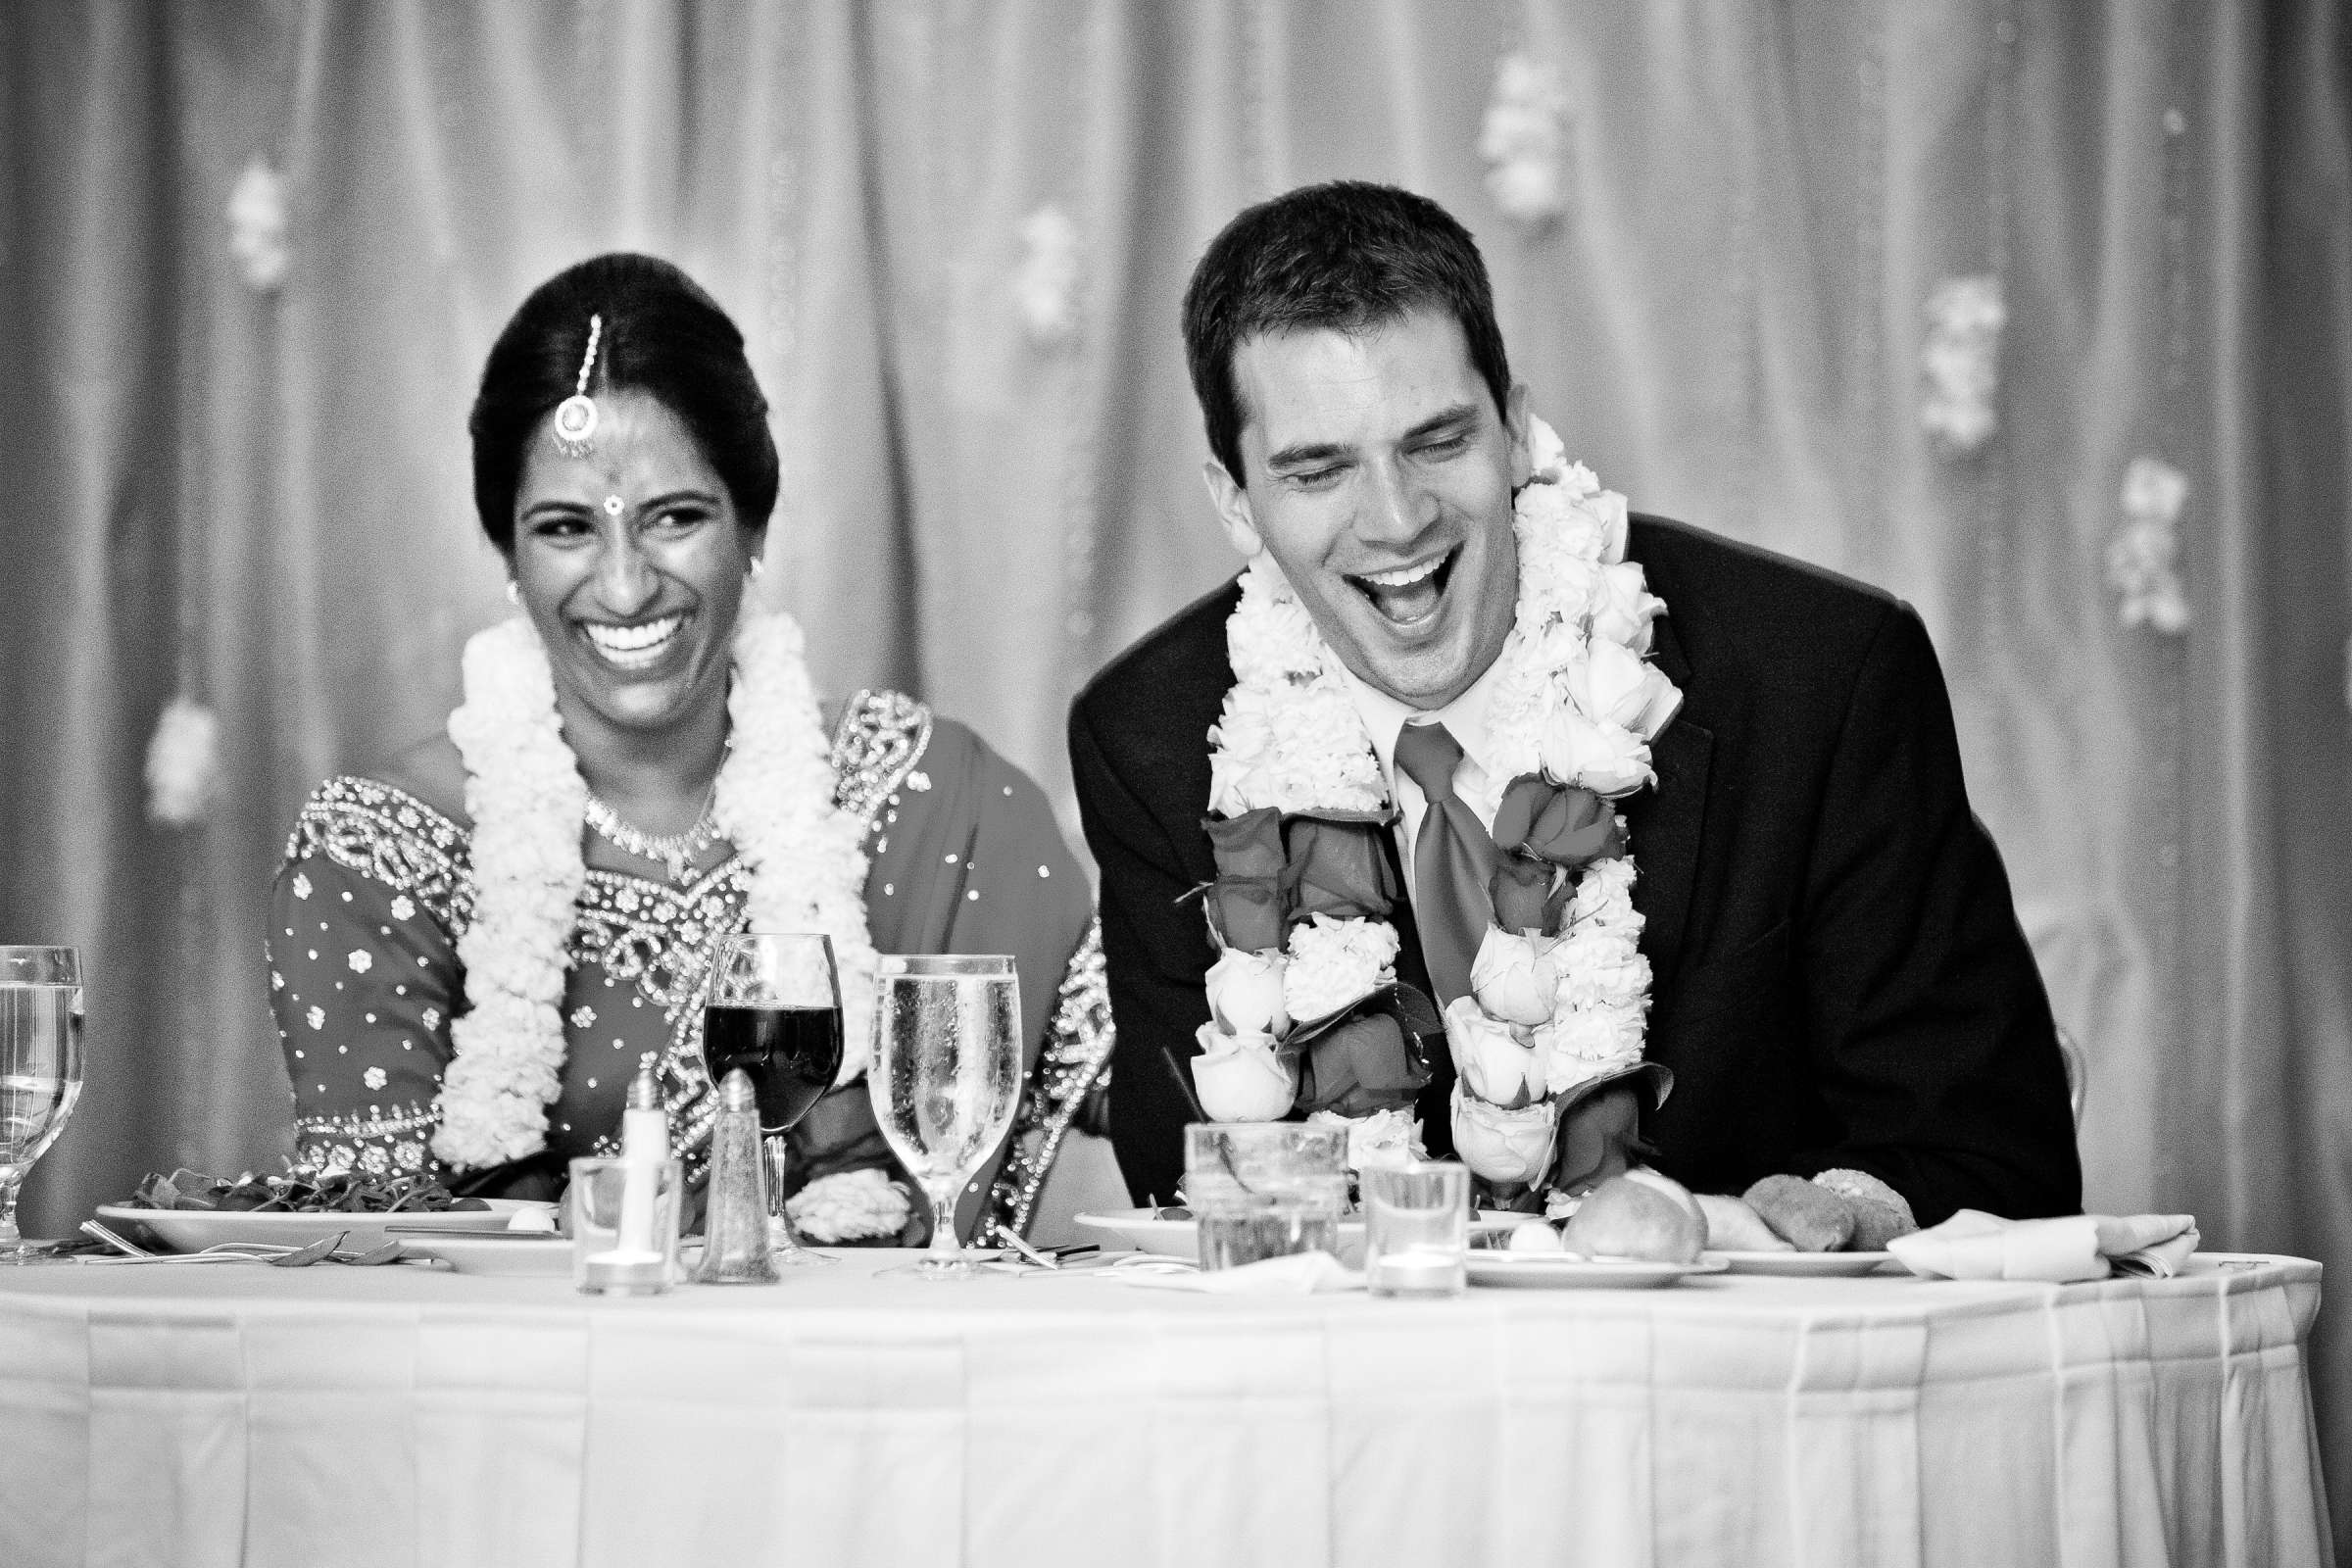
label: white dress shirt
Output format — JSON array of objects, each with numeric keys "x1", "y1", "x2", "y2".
[{"x1": 1340, "y1": 656, "x2": 1512, "y2": 907}]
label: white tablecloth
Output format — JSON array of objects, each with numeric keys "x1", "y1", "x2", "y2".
[{"x1": 0, "y1": 1251, "x2": 2328, "y2": 1568}]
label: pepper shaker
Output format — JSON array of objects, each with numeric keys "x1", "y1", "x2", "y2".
[{"x1": 696, "y1": 1068, "x2": 781, "y2": 1284}]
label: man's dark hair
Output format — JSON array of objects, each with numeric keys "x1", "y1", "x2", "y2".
[
  {"x1": 469, "y1": 253, "x2": 779, "y2": 553},
  {"x1": 1180, "y1": 181, "x2": 1512, "y2": 483}
]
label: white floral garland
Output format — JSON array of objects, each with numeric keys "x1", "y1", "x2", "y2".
[
  {"x1": 433, "y1": 612, "x2": 876, "y2": 1170},
  {"x1": 1200, "y1": 418, "x2": 1681, "y2": 1177}
]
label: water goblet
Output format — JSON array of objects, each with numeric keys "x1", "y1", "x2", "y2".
[
  {"x1": 701, "y1": 932, "x2": 846, "y2": 1266},
  {"x1": 867, "y1": 955, "x2": 1023, "y2": 1280},
  {"x1": 0, "y1": 947, "x2": 83, "y2": 1263}
]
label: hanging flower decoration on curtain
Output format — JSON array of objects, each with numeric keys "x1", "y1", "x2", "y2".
[
  {"x1": 225, "y1": 158, "x2": 291, "y2": 294},
  {"x1": 1014, "y1": 204, "x2": 1081, "y2": 351},
  {"x1": 1197, "y1": 417, "x2": 1678, "y2": 1205},
  {"x1": 1479, "y1": 54, "x2": 1572, "y2": 229},
  {"x1": 143, "y1": 696, "x2": 222, "y2": 827},
  {"x1": 1920, "y1": 274, "x2": 2005, "y2": 455},
  {"x1": 2107, "y1": 456, "x2": 2190, "y2": 634}
]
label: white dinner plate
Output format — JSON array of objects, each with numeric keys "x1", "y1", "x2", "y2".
[
  {"x1": 1710, "y1": 1250, "x2": 1896, "y2": 1277},
  {"x1": 97, "y1": 1200, "x2": 554, "y2": 1255},
  {"x1": 1074, "y1": 1208, "x2": 1526, "y2": 1265},
  {"x1": 1465, "y1": 1252, "x2": 1730, "y2": 1290},
  {"x1": 396, "y1": 1233, "x2": 575, "y2": 1277}
]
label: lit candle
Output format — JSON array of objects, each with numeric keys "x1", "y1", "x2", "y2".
[{"x1": 1370, "y1": 1247, "x2": 1465, "y2": 1298}]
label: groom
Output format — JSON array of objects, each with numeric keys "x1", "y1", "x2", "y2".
[{"x1": 1069, "y1": 181, "x2": 2080, "y2": 1243}]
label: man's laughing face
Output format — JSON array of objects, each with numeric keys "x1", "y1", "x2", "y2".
[{"x1": 1207, "y1": 307, "x2": 1529, "y2": 710}]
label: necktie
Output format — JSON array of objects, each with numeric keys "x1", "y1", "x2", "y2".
[{"x1": 1393, "y1": 721, "x2": 1497, "y2": 1006}]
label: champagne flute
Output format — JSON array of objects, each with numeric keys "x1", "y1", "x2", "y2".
[
  {"x1": 701, "y1": 933, "x2": 846, "y2": 1266},
  {"x1": 0, "y1": 947, "x2": 83, "y2": 1263},
  {"x1": 868, "y1": 955, "x2": 1023, "y2": 1280}
]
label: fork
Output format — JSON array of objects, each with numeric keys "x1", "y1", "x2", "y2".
[
  {"x1": 78, "y1": 1219, "x2": 155, "y2": 1258},
  {"x1": 265, "y1": 1232, "x2": 348, "y2": 1267},
  {"x1": 338, "y1": 1240, "x2": 407, "y2": 1266}
]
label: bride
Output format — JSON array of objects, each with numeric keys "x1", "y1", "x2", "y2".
[{"x1": 266, "y1": 254, "x2": 1109, "y2": 1245}]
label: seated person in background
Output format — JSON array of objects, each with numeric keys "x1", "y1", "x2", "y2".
[
  {"x1": 269, "y1": 253, "x2": 1110, "y2": 1245},
  {"x1": 1069, "y1": 181, "x2": 2080, "y2": 1247}
]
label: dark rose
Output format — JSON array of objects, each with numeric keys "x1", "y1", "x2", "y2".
[
  {"x1": 1204, "y1": 808, "x2": 1286, "y2": 879},
  {"x1": 1549, "y1": 1081, "x2": 1643, "y2": 1195},
  {"x1": 1204, "y1": 876, "x2": 1285, "y2": 955},
  {"x1": 1295, "y1": 1013, "x2": 1429, "y2": 1117},
  {"x1": 1492, "y1": 775, "x2": 1625, "y2": 869},
  {"x1": 1282, "y1": 813, "x2": 1397, "y2": 925},
  {"x1": 1489, "y1": 855, "x2": 1561, "y2": 935},
  {"x1": 1550, "y1": 1061, "x2": 1674, "y2": 1193}
]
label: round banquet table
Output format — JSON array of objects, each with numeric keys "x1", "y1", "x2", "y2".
[{"x1": 0, "y1": 1250, "x2": 2328, "y2": 1568}]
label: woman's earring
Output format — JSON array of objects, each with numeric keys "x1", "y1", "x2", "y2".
[
  {"x1": 506, "y1": 580, "x2": 520, "y2": 606},
  {"x1": 748, "y1": 557, "x2": 765, "y2": 580}
]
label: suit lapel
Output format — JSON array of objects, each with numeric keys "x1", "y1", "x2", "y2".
[{"x1": 1623, "y1": 612, "x2": 1711, "y2": 995}]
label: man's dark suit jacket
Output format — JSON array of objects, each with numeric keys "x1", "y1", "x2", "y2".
[{"x1": 1069, "y1": 514, "x2": 2082, "y2": 1224}]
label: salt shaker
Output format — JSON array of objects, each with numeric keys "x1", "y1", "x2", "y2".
[{"x1": 695, "y1": 1068, "x2": 781, "y2": 1284}]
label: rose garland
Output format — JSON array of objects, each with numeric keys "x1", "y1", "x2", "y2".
[
  {"x1": 433, "y1": 611, "x2": 876, "y2": 1169},
  {"x1": 1198, "y1": 417, "x2": 1682, "y2": 1195}
]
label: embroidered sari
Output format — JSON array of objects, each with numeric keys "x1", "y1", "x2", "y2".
[{"x1": 267, "y1": 690, "x2": 1110, "y2": 1241}]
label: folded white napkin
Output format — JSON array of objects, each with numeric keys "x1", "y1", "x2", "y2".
[
  {"x1": 1115, "y1": 1250, "x2": 1364, "y2": 1295},
  {"x1": 1888, "y1": 1208, "x2": 2199, "y2": 1282}
]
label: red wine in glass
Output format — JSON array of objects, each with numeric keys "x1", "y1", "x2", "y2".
[{"x1": 702, "y1": 1004, "x2": 843, "y2": 1135}]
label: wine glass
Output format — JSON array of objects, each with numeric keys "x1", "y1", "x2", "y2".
[
  {"x1": 701, "y1": 932, "x2": 846, "y2": 1267},
  {"x1": 0, "y1": 947, "x2": 83, "y2": 1264},
  {"x1": 868, "y1": 955, "x2": 1023, "y2": 1280}
]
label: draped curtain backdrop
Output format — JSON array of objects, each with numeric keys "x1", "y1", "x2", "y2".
[{"x1": 5, "y1": 0, "x2": 2348, "y2": 1542}]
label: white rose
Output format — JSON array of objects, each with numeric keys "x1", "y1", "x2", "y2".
[
  {"x1": 1469, "y1": 928, "x2": 1560, "y2": 1027},
  {"x1": 1206, "y1": 949, "x2": 1290, "y2": 1036},
  {"x1": 1445, "y1": 995, "x2": 1547, "y2": 1108},
  {"x1": 1590, "y1": 561, "x2": 1665, "y2": 655},
  {"x1": 1283, "y1": 914, "x2": 1398, "y2": 1022},
  {"x1": 1538, "y1": 705, "x2": 1653, "y2": 798},
  {"x1": 1206, "y1": 691, "x2": 1277, "y2": 815},
  {"x1": 1571, "y1": 639, "x2": 1682, "y2": 740},
  {"x1": 1518, "y1": 612, "x2": 1590, "y2": 681},
  {"x1": 1450, "y1": 1087, "x2": 1557, "y2": 1185},
  {"x1": 1578, "y1": 486, "x2": 1632, "y2": 564},
  {"x1": 1306, "y1": 1105, "x2": 1421, "y2": 1172},
  {"x1": 1191, "y1": 1024, "x2": 1298, "y2": 1122},
  {"x1": 1536, "y1": 1007, "x2": 1647, "y2": 1094},
  {"x1": 1534, "y1": 482, "x2": 1626, "y2": 564}
]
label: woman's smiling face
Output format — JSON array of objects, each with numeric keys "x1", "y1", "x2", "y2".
[{"x1": 509, "y1": 387, "x2": 762, "y2": 740}]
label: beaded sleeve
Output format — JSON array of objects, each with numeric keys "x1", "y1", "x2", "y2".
[{"x1": 269, "y1": 777, "x2": 472, "y2": 1176}]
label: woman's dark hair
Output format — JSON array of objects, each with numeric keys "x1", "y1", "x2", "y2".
[
  {"x1": 469, "y1": 254, "x2": 779, "y2": 553},
  {"x1": 1180, "y1": 181, "x2": 1512, "y2": 484}
]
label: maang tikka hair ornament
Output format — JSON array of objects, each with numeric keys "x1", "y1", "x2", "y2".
[{"x1": 550, "y1": 314, "x2": 604, "y2": 459}]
